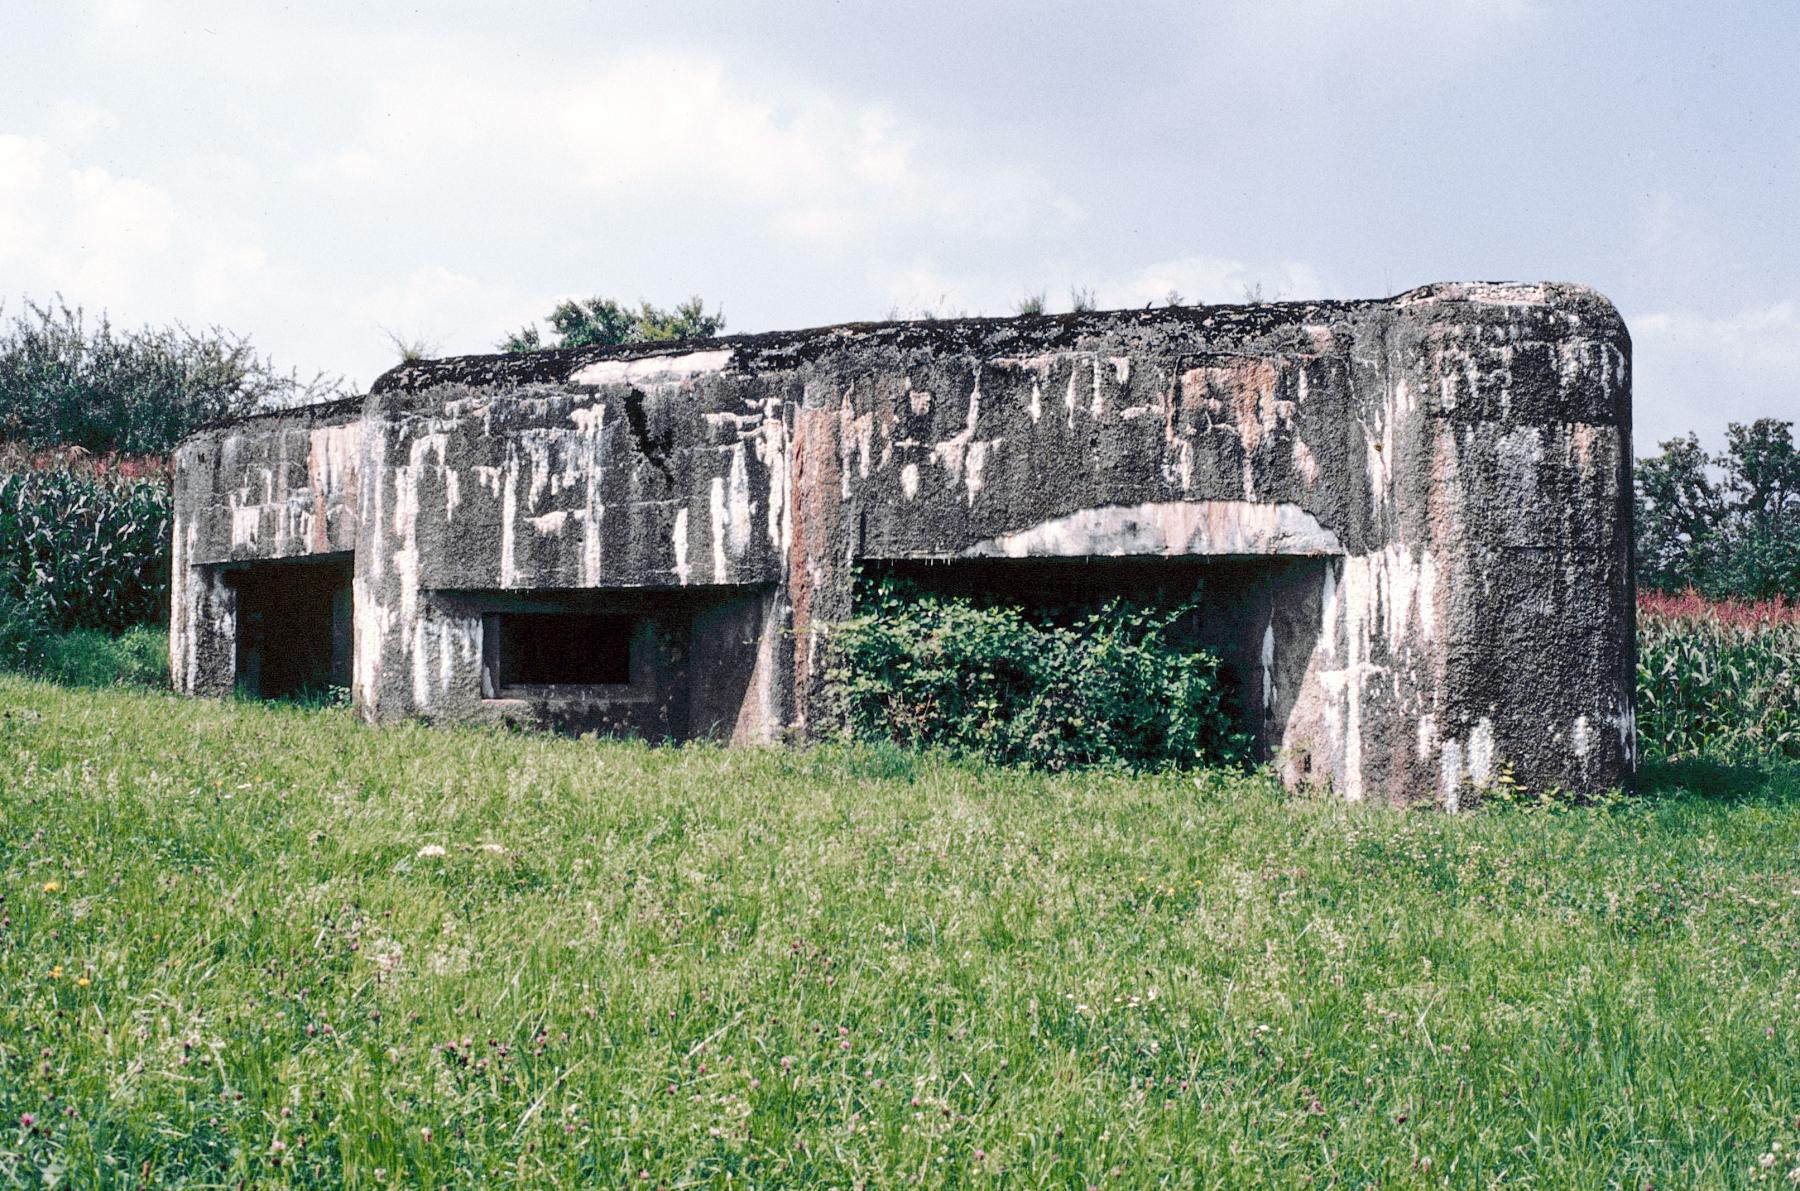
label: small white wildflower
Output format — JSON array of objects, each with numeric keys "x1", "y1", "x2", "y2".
[{"x1": 416, "y1": 844, "x2": 447, "y2": 859}]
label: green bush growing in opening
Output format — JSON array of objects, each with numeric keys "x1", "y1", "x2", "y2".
[{"x1": 825, "y1": 580, "x2": 1249, "y2": 772}]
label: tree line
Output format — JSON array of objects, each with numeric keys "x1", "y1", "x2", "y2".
[{"x1": 1636, "y1": 419, "x2": 1800, "y2": 601}]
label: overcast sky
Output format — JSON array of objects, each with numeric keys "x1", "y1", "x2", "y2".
[{"x1": 4, "y1": 0, "x2": 1797, "y2": 452}]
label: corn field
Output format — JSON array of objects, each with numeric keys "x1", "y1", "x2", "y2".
[
  {"x1": 0, "y1": 463, "x2": 172, "y2": 634},
  {"x1": 1637, "y1": 590, "x2": 1800, "y2": 763}
]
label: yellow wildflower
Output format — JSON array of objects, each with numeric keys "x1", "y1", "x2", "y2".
[
  {"x1": 76, "y1": 976, "x2": 91, "y2": 988},
  {"x1": 48, "y1": 965, "x2": 62, "y2": 980},
  {"x1": 42, "y1": 881, "x2": 60, "y2": 894}
]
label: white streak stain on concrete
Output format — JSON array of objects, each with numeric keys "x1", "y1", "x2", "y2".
[
  {"x1": 1302, "y1": 543, "x2": 1440, "y2": 803},
  {"x1": 365, "y1": 432, "x2": 388, "y2": 583},
  {"x1": 1261, "y1": 620, "x2": 1276, "y2": 712},
  {"x1": 579, "y1": 404, "x2": 606, "y2": 585},
  {"x1": 930, "y1": 372, "x2": 983, "y2": 485},
  {"x1": 569, "y1": 404, "x2": 606, "y2": 435},
  {"x1": 352, "y1": 577, "x2": 386, "y2": 708},
  {"x1": 1165, "y1": 438, "x2": 1195, "y2": 491},
  {"x1": 960, "y1": 501, "x2": 1343, "y2": 560},
  {"x1": 756, "y1": 398, "x2": 789, "y2": 555},
  {"x1": 1292, "y1": 439, "x2": 1319, "y2": 487},
  {"x1": 1467, "y1": 718, "x2": 1495, "y2": 787},
  {"x1": 709, "y1": 476, "x2": 729, "y2": 582},
  {"x1": 673, "y1": 507, "x2": 690, "y2": 584},
  {"x1": 964, "y1": 440, "x2": 993, "y2": 504},
  {"x1": 230, "y1": 505, "x2": 260, "y2": 549},
  {"x1": 410, "y1": 616, "x2": 431, "y2": 710},
  {"x1": 569, "y1": 348, "x2": 733, "y2": 388},
  {"x1": 524, "y1": 434, "x2": 552, "y2": 510},
  {"x1": 1611, "y1": 705, "x2": 1638, "y2": 766},
  {"x1": 169, "y1": 520, "x2": 190, "y2": 690},
  {"x1": 499, "y1": 463, "x2": 520, "y2": 587},
  {"x1": 308, "y1": 423, "x2": 360, "y2": 496},
  {"x1": 1440, "y1": 740, "x2": 1463, "y2": 812},
  {"x1": 726, "y1": 442, "x2": 752, "y2": 560},
  {"x1": 529, "y1": 510, "x2": 569, "y2": 535}
]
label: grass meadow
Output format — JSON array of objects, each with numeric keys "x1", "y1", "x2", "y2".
[{"x1": 4, "y1": 677, "x2": 1800, "y2": 1187}]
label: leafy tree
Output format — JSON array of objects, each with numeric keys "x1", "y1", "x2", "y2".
[
  {"x1": 1636, "y1": 433, "x2": 1722, "y2": 592},
  {"x1": 0, "y1": 298, "x2": 343, "y2": 455},
  {"x1": 1636, "y1": 418, "x2": 1800, "y2": 599},
  {"x1": 501, "y1": 295, "x2": 725, "y2": 353}
]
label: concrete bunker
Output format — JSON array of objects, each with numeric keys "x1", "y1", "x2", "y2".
[{"x1": 171, "y1": 282, "x2": 1637, "y2": 805}]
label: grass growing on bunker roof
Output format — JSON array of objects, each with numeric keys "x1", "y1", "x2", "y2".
[{"x1": 4, "y1": 677, "x2": 1800, "y2": 1187}]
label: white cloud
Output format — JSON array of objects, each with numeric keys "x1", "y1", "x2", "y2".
[
  {"x1": 0, "y1": 134, "x2": 276, "y2": 320},
  {"x1": 87, "y1": 0, "x2": 150, "y2": 34},
  {"x1": 1097, "y1": 255, "x2": 1334, "y2": 309},
  {"x1": 304, "y1": 45, "x2": 1076, "y2": 245},
  {"x1": 346, "y1": 265, "x2": 538, "y2": 365},
  {"x1": 866, "y1": 253, "x2": 1336, "y2": 321},
  {"x1": 1218, "y1": 0, "x2": 1540, "y2": 80},
  {"x1": 46, "y1": 101, "x2": 120, "y2": 144},
  {"x1": 1630, "y1": 302, "x2": 1800, "y2": 452},
  {"x1": 868, "y1": 260, "x2": 997, "y2": 319},
  {"x1": 1635, "y1": 304, "x2": 1800, "y2": 374}
]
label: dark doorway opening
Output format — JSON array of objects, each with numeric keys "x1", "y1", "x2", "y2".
[{"x1": 228, "y1": 554, "x2": 354, "y2": 699}]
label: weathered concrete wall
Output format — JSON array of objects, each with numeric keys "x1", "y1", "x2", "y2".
[
  {"x1": 172, "y1": 281, "x2": 1636, "y2": 804},
  {"x1": 170, "y1": 399, "x2": 363, "y2": 696}
]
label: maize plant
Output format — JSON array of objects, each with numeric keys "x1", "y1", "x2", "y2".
[
  {"x1": 0, "y1": 465, "x2": 172, "y2": 634},
  {"x1": 1637, "y1": 591, "x2": 1800, "y2": 762}
]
